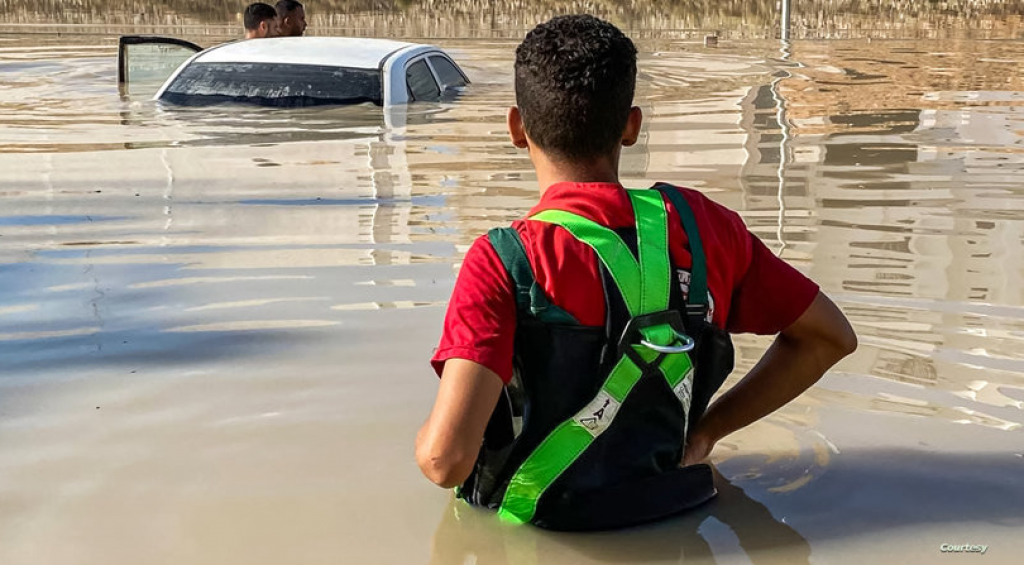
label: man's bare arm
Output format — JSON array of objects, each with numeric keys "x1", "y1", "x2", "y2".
[
  {"x1": 416, "y1": 359, "x2": 504, "y2": 488},
  {"x1": 682, "y1": 291, "x2": 857, "y2": 465}
]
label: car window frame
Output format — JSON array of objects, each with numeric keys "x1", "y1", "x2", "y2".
[
  {"x1": 424, "y1": 54, "x2": 468, "y2": 93},
  {"x1": 404, "y1": 54, "x2": 443, "y2": 103},
  {"x1": 118, "y1": 35, "x2": 202, "y2": 84}
]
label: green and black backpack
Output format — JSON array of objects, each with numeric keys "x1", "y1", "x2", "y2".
[{"x1": 458, "y1": 183, "x2": 735, "y2": 531}]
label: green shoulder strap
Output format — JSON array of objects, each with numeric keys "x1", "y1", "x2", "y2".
[
  {"x1": 487, "y1": 227, "x2": 578, "y2": 324},
  {"x1": 529, "y1": 188, "x2": 675, "y2": 346}
]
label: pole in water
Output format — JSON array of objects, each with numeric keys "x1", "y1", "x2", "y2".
[{"x1": 781, "y1": 0, "x2": 792, "y2": 41}]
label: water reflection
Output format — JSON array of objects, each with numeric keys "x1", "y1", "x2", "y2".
[
  {"x1": 4, "y1": 37, "x2": 1024, "y2": 418},
  {"x1": 430, "y1": 468, "x2": 811, "y2": 565},
  {"x1": 1, "y1": 26, "x2": 1024, "y2": 563},
  {"x1": 432, "y1": 448, "x2": 1024, "y2": 564},
  {"x1": 767, "y1": 44, "x2": 1024, "y2": 424}
]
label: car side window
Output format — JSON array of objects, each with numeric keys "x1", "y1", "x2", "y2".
[
  {"x1": 406, "y1": 59, "x2": 440, "y2": 102},
  {"x1": 118, "y1": 36, "x2": 202, "y2": 94},
  {"x1": 428, "y1": 56, "x2": 467, "y2": 91}
]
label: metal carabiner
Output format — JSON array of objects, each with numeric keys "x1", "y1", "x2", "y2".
[{"x1": 640, "y1": 330, "x2": 695, "y2": 354}]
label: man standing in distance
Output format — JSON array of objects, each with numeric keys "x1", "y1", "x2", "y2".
[
  {"x1": 275, "y1": 0, "x2": 307, "y2": 37},
  {"x1": 243, "y1": 2, "x2": 278, "y2": 39}
]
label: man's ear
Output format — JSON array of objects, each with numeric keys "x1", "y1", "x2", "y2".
[
  {"x1": 507, "y1": 106, "x2": 529, "y2": 149},
  {"x1": 621, "y1": 106, "x2": 643, "y2": 147}
]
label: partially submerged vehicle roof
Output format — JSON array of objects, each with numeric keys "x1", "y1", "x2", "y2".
[
  {"x1": 146, "y1": 36, "x2": 469, "y2": 107},
  {"x1": 192, "y1": 37, "x2": 422, "y2": 69}
]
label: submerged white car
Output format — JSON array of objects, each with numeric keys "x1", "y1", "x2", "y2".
[{"x1": 119, "y1": 36, "x2": 470, "y2": 107}]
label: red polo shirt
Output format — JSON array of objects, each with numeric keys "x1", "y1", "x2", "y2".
[{"x1": 431, "y1": 182, "x2": 819, "y2": 383}]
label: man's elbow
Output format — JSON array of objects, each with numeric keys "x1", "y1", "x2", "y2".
[
  {"x1": 415, "y1": 441, "x2": 474, "y2": 489},
  {"x1": 839, "y1": 324, "x2": 858, "y2": 357},
  {"x1": 792, "y1": 292, "x2": 858, "y2": 365},
  {"x1": 825, "y1": 316, "x2": 858, "y2": 365}
]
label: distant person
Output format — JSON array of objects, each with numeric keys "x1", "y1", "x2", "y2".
[
  {"x1": 243, "y1": 2, "x2": 278, "y2": 39},
  {"x1": 416, "y1": 15, "x2": 857, "y2": 530},
  {"x1": 275, "y1": 0, "x2": 307, "y2": 37}
]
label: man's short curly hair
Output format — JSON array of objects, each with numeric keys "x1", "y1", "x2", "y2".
[{"x1": 514, "y1": 15, "x2": 637, "y2": 161}]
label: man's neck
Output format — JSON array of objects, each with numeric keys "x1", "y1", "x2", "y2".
[{"x1": 532, "y1": 150, "x2": 620, "y2": 194}]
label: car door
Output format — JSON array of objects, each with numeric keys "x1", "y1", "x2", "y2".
[{"x1": 118, "y1": 36, "x2": 202, "y2": 95}]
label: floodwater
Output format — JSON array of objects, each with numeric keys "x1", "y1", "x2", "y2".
[{"x1": 2, "y1": 1, "x2": 1024, "y2": 565}]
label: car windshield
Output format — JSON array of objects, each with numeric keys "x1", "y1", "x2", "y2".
[{"x1": 160, "y1": 62, "x2": 383, "y2": 107}]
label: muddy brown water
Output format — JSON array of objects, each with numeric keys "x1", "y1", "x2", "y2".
[{"x1": 1, "y1": 1, "x2": 1023, "y2": 565}]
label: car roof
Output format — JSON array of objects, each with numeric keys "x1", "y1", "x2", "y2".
[{"x1": 193, "y1": 37, "x2": 423, "y2": 70}]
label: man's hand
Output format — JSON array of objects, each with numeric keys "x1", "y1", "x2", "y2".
[
  {"x1": 682, "y1": 291, "x2": 857, "y2": 465},
  {"x1": 681, "y1": 429, "x2": 715, "y2": 467}
]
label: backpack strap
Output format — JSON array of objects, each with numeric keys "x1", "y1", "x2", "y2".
[
  {"x1": 487, "y1": 227, "x2": 578, "y2": 324},
  {"x1": 653, "y1": 183, "x2": 709, "y2": 335}
]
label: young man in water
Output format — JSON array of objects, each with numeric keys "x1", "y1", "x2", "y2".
[
  {"x1": 417, "y1": 15, "x2": 856, "y2": 529},
  {"x1": 243, "y1": 2, "x2": 278, "y2": 39},
  {"x1": 275, "y1": 0, "x2": 307, "y2": 37}
]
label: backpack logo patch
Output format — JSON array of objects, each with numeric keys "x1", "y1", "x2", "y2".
[
  {"x1": 573, "y1": 391, "x2": 620, "y2": 438},
  {"x1": 672, "y1": 369, "x2": 695, "y2": 439}
]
